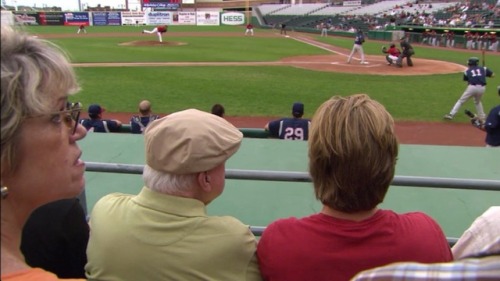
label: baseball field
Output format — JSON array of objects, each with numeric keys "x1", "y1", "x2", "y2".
[
  {"x1": 24, "y1": 25, "x2": 500, "y2": 144},
  {"x1": 19, "y1": 24, "x2": 499, "y2": 238}
]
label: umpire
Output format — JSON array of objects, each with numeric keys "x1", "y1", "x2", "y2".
[{"x1": 396, "y1": 36, "x2": 415, "y2": 67}]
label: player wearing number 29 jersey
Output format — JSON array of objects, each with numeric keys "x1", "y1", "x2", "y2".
[{"x1": 265, "y1": 102, "x2": 311, "y2": 141}]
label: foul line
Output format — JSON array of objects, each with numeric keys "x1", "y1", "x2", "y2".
[{"x1": 291, "y1": 35, "x2": 347, "y2": 57}]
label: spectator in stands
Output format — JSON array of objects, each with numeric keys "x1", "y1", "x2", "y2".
[
  {"x1": 211, "y1": 103, "x2": 225, "y2": 117},
  {"x1": 452, "y1": 206, "x2": 500, "y2": 258},
  {"x1": 21, "y1": 199, "x2": 89, "y2": 279},
  {"x1": 80, "y1": 104, "x2": 122, "y2": 133},
  {"x1": 352, "y1": 206, "x2": 500, "y2": 281},
  {"x1": 264, "y1": 102, "x2": 311, "y2": 141},
  {"x1": 1, "y1": 25, "x2": 87, "y2": 280},
  {"x1": 257, "y1": 94, "x2": 452, "y2": 281},
  {"x1": 130, "y1": 100, "x2": 159, "y2": 134},
  {"x1": 85, "y1": 109, "x2": 261, "y2": 281}
]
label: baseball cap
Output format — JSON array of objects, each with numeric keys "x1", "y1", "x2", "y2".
[
  {"x1": 292, "y1": 102, "x2": 304, "y2": 115},
  {"x1": 144, "y1": 109, "x2": 243, "y2": 175},
  {"x1": 88, "y1": 104, "x2": 104, "y2": 116}
]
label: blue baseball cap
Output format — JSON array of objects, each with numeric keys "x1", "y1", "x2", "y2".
[
  {"x1": 88, "y1": 104, "x2": 104, "y2": 116},
  {"x1": 292, "y1": 102, "x2": 304, "y2": 115}
]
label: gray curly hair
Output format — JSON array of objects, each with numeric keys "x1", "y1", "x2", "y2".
[{"x1": 1, "y1": 26, "x2": 80, "y2": 175}]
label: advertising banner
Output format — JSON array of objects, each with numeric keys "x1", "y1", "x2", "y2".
[
  {"x1": 92, "y1": 11, "x2": 122, "y2": 26},
  {"x1": 343, "y1": 1, "x2": 362, "y2": 6},
  {"x1": 106, "y1": 12, "x2": 122, "y2": 25},
  {"x1": 121, "y1": 11, "x2": 146, "y2": 25},
  {"x1": 38, "y1": 12, "x2": 65, "y2": 25},
  {"x1": 13, "y1": 12, "x2": 39, "y2": 25},
  {"x1": 196, "y1": 11, "x2": 220, "y2": 26},
  {"x1": 143, "y1": 0, "x2": 179, "y2": 10},
  {"x1": 175, "y1": 12, "x2": 196, "y2": 25},
  {"x1": 145, "y1": 11, "x2": 172, "y2": 25},
  {"x1": 64, "y1": 12, "x2": 90, "y2": 26},
  {"x1": 92, "y1": 12, "x2": 108, "y2": 26},
  {"x1": 221, "y1": 12, "x2": 244, "y2": 26}
]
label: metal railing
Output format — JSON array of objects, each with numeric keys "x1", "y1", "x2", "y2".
[
  {"x1": 85, "y1": 162, "x2": 500, "y2": 191},
  {"x1": 82, "y1": 162, "x2": 499, "y2": 245}
]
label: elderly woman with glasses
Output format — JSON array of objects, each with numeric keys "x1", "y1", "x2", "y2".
[{"x1": 1, "y1": 26, "x2": 87, "y2": 280}]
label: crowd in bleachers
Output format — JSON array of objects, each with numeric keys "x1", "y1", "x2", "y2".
[{"x1": 259, "y1": 0, "x2": 500, "y2": 33}]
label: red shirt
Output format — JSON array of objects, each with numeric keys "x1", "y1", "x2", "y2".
[
  {"x1": 157, "y1": 25, "x2": 167, "y2": 33},
  {"x1": 257, "y1": 210, "x2": 452, "y2": 281},
  {"x1": 247, "y1": 24, "x2": 253, "y2": 29},
  {"x1": 388, "y1": 46, "x2": 401, "y2": 56}
]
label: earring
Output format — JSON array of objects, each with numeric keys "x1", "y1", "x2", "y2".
[{"x1": 1, "y1": 186, "x2": 8, "y2": 199}]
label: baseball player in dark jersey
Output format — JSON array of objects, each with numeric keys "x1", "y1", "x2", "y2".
[
  {"x1": 444, "y1": 57, "x2": 494, "y2": 121},
  {"x1": 468, "y1": 86, "x2": 500, "y2": 147},
  {"x1": 80, "y1": 104, "x2": 122, "y2": 133},
  {"x1": 130, "y1": 100, "x2": 159, "y2": 134},
  {"x1": 265, "y1": 102, "x2": 311, "y2": 141},
  {"x1": 280, "y1": 23, "x2": 287, "y2": 36},
  {"x1": 142, "y1": 25, "x2": 168, "y2": 42},
  {"x1": 347, "y1": 30, "x2": 368, "y2": 65}
]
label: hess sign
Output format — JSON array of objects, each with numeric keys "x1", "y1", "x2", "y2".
[{"x1": 221, "y1": 12, "x2": 244, "y2": 25}]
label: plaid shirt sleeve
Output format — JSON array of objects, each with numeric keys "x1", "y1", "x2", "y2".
[{"x1": 351, "y1": 256, "x2": 500, "y2": 281}]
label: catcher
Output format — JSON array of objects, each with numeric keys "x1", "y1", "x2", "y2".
[{"x1": 381, "y1": 43, "x2": 401, "y2": 66}]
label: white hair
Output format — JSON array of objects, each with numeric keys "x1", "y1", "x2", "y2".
[{"x1": 142, "y1": 165, "x2": 197, "y2": 195}]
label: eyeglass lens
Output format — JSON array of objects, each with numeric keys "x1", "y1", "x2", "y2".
[{"x1": 67, "y1": 102, "x2": 82, "y2": 135}]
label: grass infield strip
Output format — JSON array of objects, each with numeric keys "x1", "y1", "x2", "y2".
[{"x1": 26, "y1": 25, "x2": 500, "y2": 121}]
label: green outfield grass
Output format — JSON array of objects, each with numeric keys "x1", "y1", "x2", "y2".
[{"x1": 24, "y1": 25, "x2": 500, "y2": 121}]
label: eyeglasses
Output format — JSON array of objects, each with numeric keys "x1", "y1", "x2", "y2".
[
  {"x1": 58, "y1": 102, "x2": 82, "y2": 135},
  {"x1": 30, "y1": 102, "x2": 82, "y2": 135}
]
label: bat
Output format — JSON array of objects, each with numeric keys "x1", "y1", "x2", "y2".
[
  {"x1": 464, "y1": 109, "x2": 476, "y2": 119},
  {"x1": 481, "y1": 49, "x2": 485, "y2": 67}
]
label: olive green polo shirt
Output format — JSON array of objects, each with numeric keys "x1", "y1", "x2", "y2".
[{"x1": 86, "y1": 186, "x2": 262, "y2": 281}]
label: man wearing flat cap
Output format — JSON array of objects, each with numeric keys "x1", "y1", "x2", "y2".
[
  {"x1": 264, "y1": 102, "x2": 311, "y2": 141},
  {"x1": 85, "y1": 109, "x2": 262, "y2": 281}
]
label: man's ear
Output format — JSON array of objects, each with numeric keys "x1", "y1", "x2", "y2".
[{"x1": 197, "y1": 172, "x2": 211, "y2": 192}]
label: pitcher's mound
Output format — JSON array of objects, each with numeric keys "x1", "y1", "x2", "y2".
[{"x1": 119, "y1": 41, "x2": 187, "y2": 46}]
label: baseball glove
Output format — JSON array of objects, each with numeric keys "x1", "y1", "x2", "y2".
[{"x1": 381, "y1": 46, "x2": 388, "y2": 54}]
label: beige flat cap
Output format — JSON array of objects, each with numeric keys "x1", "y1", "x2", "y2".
[{"x1": 144, "y1": 109, "x2": 243, "y2": 174}]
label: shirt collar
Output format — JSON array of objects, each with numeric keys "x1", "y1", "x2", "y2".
[{"x1": 133, "y1": 186, "x2": 207, "y2": 217}]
